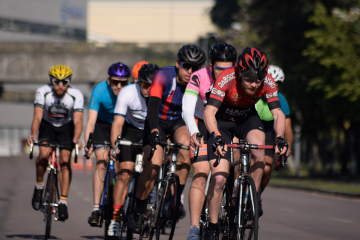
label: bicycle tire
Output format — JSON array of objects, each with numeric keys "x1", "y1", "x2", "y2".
[
  {"x1": 155, "y1": 173, "x2": 180, "y2": 240},
  {"x1": 148, "y1": 179, "x2": 162, "y2": 240},
  {"x1": 218, "y1": 183, "x2": 231, "y2": 240},
  {"x1": 44, "y1": 169, "x2": 55, "y2": 240},
  {"x1": 104, "y1": 169, "x2": 115, "y2": 240},
  {"x1": 238, "y1": 176, "x2": 258, "y2": 240},
  {"x1": 125, "y1": 172, "x2": 139, "y2": 240}
]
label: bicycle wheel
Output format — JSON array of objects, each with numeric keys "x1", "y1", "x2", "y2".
[
  {"x1": 104, "y1": 169, "x2": 115, "y2": 240},
  {"x1": 125, "y1": 172, "x2": 139, "y2": 240},
  {"x1": 238, "y1": 176, "x2": 258, "y2": 240},
  {"x1": 218, "y1": 184, "x2": 231, "y2": 240},
  {"x1": 44, "y1": 169, "x2": 55, "y2": 240},
  {"x1": 155, "y1": 173, "x2": 180, "y2": 240}
]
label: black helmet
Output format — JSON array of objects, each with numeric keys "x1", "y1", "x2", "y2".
[
  {"x1": 177, "y1": 44, "x2": 206, "y2": 66},
  {"x1": 138, "y1": 63, "x2": 159, "y2": 84},
  {"x1": 238, "y1": 47, "x2": 269, "y2": 81},
  {"x1": 209, "y1": 42, "x2": 237, "y2": 63}
]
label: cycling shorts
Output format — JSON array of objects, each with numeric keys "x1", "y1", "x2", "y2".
[
  {"x1": 143, "y1": 117, "x2": 186, "y2": 147},
  {"x1": 190, "y1": 118, "x2": 209, "y2": 164},
  {"x1": 118, "y1": 121, "x2": 143, "y2": 163},
  {"x1": 93, "y1": 119, "x2": 112, "y2": 152},
  {"x1": 207, "y1": 108, "x2": 264, "y2": 161},
  {"x1": 38, "y1": 119, "x2": 74, "y2": 150}
]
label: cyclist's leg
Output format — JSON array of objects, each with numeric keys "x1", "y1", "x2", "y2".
[
  {"x1": 93, "y1": 149, "x2": 108, "y2": 204},
  {"x1": 260, "y1": 130, "x2": 275, "y2": 193},
  {"x1": 59, "y1": 148, "x2": 72, "y2": 198}
]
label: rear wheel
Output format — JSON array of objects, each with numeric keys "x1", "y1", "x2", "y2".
[
  {"x1": 125, "y1": 172, "x2": 139, "y2": 240},
  {"x1": 155, "y1": 174, "x2": 180, "y2": 240},
  {"x1": 44, "y1": 169, "x2": 55, "y2": 240},
  {"x1": 104, "y1": 169, "x2": 115, "y2": 240},
  {"x1": 238, "y1": 176, "x2": 258, "y2": 240}
]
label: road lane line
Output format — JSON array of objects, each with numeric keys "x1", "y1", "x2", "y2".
[
  {"x1": 280, "y1": 208, "x2": 294, "y2": 212},
  {"x1": 329, "y1": 217, "x2": 352, "y2": 223}
]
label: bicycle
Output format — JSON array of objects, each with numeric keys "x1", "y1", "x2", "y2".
[
  {"x1": 146, "y1": 135, "x2": 189, "y2": 240},
  {"x1": 110, "y1": 136, "x2": 144, "y2": 240},
  {"x1": 29, "y1": 140, "x2": 79, "y2": 240},
  {"x1": 85, "y1": 133, "x2": 113, "y2": 240}
]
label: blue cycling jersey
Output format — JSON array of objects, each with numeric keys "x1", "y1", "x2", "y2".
[
  {"x1": 89, "y1": 80, "x2": 117, "y2": 124},
  {"x1": 278, "y1": 92, "x2": 290, "y2": 117}
]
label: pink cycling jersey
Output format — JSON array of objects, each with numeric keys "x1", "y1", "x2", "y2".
[{"x1": 182, "y1": 66, "x2": 213, "y2": 136}]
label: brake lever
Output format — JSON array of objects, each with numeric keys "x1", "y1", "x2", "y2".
[
  {"x1": 213, "y1": 145, "x2": 224, "y2": 168},
  {"x1": 85, "y1": 132, "x2": 93, "y2": 159}
]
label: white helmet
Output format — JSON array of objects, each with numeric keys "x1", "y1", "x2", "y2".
[{"x1": 267, "y1": 65, "x2": 285, "y2": 82}]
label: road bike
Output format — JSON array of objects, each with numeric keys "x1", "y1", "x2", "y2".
[
  {"x1": 29, "y1": 140, "x2": 79, "y2": 240},
  {"x1": 146, "y1": 135, "x2": 189, "y2": 240}
]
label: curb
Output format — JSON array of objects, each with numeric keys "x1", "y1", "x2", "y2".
[{"x1": 269, "y1": 183, "x2": 360, "y2": 198}]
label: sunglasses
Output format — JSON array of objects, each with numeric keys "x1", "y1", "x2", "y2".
[
  {"x1": 243, "y1": 77, "x2": 263, "y2": 84},
  {"x1": 111, "y1": 79, "x2": 128, "y2": 87},
  {"x1": 214, "y1": 66, "x2": 233, "y2": 71},
  {"x1": 180, "y1": 62, "x2": 201, "y2": 72},
  {"x1": 140, "y1": 82, "x2": 151, "y2": 89},
  {"x1": 51, "y1": 77, "x2": 71, "y2": 86}
]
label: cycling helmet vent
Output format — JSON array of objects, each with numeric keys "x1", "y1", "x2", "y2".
[
  {"x1": 177, "y1": 44, "x2": 206, "y2": 66},
  {"x1": 49, "y1": 65, "x2": 72, "y2": 80},
  {"x1": 108, "y1": 62, "x2": 131, "y2": 79},
  {"x1": 267, "y1": 65, "x2": 285, "y2": 82},
  {"x1": 209, "y1": 42, "x2": 237, "y2": 63},
  {"x1": 238, "y1": 47, "x2": 269, "y2": 81},
  {"x1": 138, "y1": 63, "x2": 159, "y2": 84}
]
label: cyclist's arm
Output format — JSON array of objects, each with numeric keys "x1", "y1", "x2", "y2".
[
  {"x1": 73, "y1": 111, "x2": 83, "y2": 144},
  {"x1": 182, "y1": 90, "x2": 199, "y2": 136},
  {"x1": 203, "y1": 104, "x2": 220, "y2": 136},
  {"x1": 111, "y1": 115, "x2": 125, "y2": 148},
  {"x1": 270, "y1": 107, "x2": 285, "y2": 138},
  {"x1": 28, "y1": 107, "x2": 43, "y2": 146},
  {"x1": 147, "y1": 70, "x2": 165, "y2": 133},
  {"x1": 84, "y1": 110, "x2": 98, "y2": 145},
  {"x1": 285, "y1": 118, "x2": 294, "y2": 156}
]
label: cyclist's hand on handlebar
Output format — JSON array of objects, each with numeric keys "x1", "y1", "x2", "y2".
[
  {"x1": 212, "y1": 135, "x2": 227, "y2": 156},
  {"x1": 109, "y1": 148, "x2": 120, "y2": 161},
  {"x1": 190, "y1": 132, "x2": 203, "y2": 149},
  {"x1": 27, "y1": 135, "x2": 37, "y2": 147},
  {"x1": 84, "y1": 146, "x2": 93, "y2": 157},
  {"x1": 274, "y1": 136, "x2": 288, "y2": 155},
  {"x1": 148, "y1": 131, "x2": 161, "y2": 149},
  {"x1": 286, "y1": 147, "x2": 292, "y2": 157},
  {"x1": 73, "y1": 138, "x2": 83, "y2": 149}
]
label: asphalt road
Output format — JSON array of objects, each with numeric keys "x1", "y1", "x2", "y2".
[{"x1": 0, "y1": 156, "x2": 359, "y2": 240}]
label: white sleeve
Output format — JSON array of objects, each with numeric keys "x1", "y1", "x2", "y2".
[
  {"x1": 114, "y1": 88, "x2": 129, "y2": 116},
  {"x1": 34, "y1": 85, "x2": 48, "y2": 108},
  {"x1": 182, "y1": 93, "x2": 200, "y2": 136},
  {"x1": 74, "y1": 89, "x2": 84, "y2": 112}
]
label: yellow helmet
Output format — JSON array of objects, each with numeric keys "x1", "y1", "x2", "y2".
[{"x1": 49, "y1": 65, "x2": 72, "y2": 80}]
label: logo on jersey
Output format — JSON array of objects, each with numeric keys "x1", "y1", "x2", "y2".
[
  {"x1": 231, "y1": 93, "x2": 239, "y2": 102},
  {"x1": 218, "y1": 72, "x2": 235, "y2": 88},
  {"x1": 265, "y1": 91, "x2": 278, "y2": 99},
  {"x1": 264, "y1": 76, "x2": 275, "y2": 89},
  {"x1": 190, "y1": 75, "x2": 200, "y2": 88},
  {"x1": 48, "y1": 102, "x2": 69, "y2": 118},
  {"x1": 211, "y1": 87, "x2": 225, "y2": 98},
  {"x1": 225, "y1": 107, "x2": 251, "y2": 117}
]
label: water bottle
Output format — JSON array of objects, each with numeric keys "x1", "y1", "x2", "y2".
[{"x1": 232, "y1": 178, "x2": 240, "y2": 207}]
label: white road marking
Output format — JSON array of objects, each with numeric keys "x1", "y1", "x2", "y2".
[
  {"x1": 329, "y1": 217, "x2": 352, "y2": 223},
  {"x1": 280, "y1": 208, "x2": 294, "y2": 212}
]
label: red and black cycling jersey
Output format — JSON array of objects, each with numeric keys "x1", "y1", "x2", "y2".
[{"x1": 208, "y1": 66, "x2": 280, "y2": 121}]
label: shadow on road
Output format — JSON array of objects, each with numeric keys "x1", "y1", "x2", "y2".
[{"x1": 6, "y1": 235, "x2": 58, "y2": 239}]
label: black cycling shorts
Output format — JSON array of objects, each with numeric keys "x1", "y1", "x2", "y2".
[
  {"x1": 38, "y1": 119, "x2": 74, "y2": 150},
  {"x1": 93, "y1": 119, "x2": 112, "y2": 152},
  {"x1": 190, "y1": 118, "x2": 210, "y2": 164},
  {"x1": 118, "y1": 121, "x2": 143, "y2": 163},
  {"x1": 207, "y1": 108, "x2": 264, "y2": 161},
  {"x1": 143, "y1": 117, "x2": 186, "y2": 147}
]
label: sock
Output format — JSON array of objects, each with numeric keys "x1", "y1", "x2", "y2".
[
  {"x1": 112, "y1": 204, "x2": 123, "y2": 222},
  {"x1": 35, "y1": 181, "x2": 44, "y2": 190},
  {"x1": 189, "y1": 225, "x2": 200, "y2": 234},
  {"x1": 93, "y1": 204, "x2": 100, "y2": 211},
  {"x1": 208, "y1": 222, "x2": 218, "y2": 231},
  {"x1": 181, "y1": 193, "x2": 184, "y2": 204},
  {"x1": 59, "y1": 195, "x2": 68, "y2": 205},
  {"x1": 134, "y1": 197, "x2": 148, "y2": 215}
]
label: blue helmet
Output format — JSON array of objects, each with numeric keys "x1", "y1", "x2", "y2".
[{"x1": 108, "y1": 62, "x2": 131, "y2": 78}]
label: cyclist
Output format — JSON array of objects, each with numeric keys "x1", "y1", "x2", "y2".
[
  {"x1": 132, "y1": 60, "x2": 149, "y2": 83},
  {"x1": 107, "y1": 63, "x2": 159, "y2": 237},
  {"x1": 26, "y1": 65, "x2": 84, "y2": 221},
  {"x1": 182, "y1": 42, "x2": 237, "y2": 240},
  {"x1": 128, "y1": 45, "x2": 206, "y2": 234},
  {"x1": 203, "y1": 47, "x2": 288, "y2": 239},
  {"x1": 255, "y1": 65, "x2": 294, "y2": 216},
  {"x1": 85, "y1": 62, "x2": 131, "y2": 226}
]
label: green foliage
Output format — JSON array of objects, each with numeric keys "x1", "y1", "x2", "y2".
[{"x1": 210, "y1": 0, "x2": 240, "y2": 29}]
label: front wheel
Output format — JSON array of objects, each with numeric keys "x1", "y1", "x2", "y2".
[
  {"x1": 238, "y1": 176, "x2": 258, "y2": 240},
  {"x1": 104, "y1": 169, "x2": 115, "y2": 240},
  {"x1": 44, "y1": 169, "x2": 55, "y2": 240},
  {"x1": 125, "y1": 172, "x2": 139, "y2": 240},
  {"x1": 155, "y1": 174, "x2": 180, "y2": 240}
]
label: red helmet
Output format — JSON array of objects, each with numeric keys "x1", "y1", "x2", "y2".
[{"x1": 238, "y1": 47, "x2": 269, "y2": 81}]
